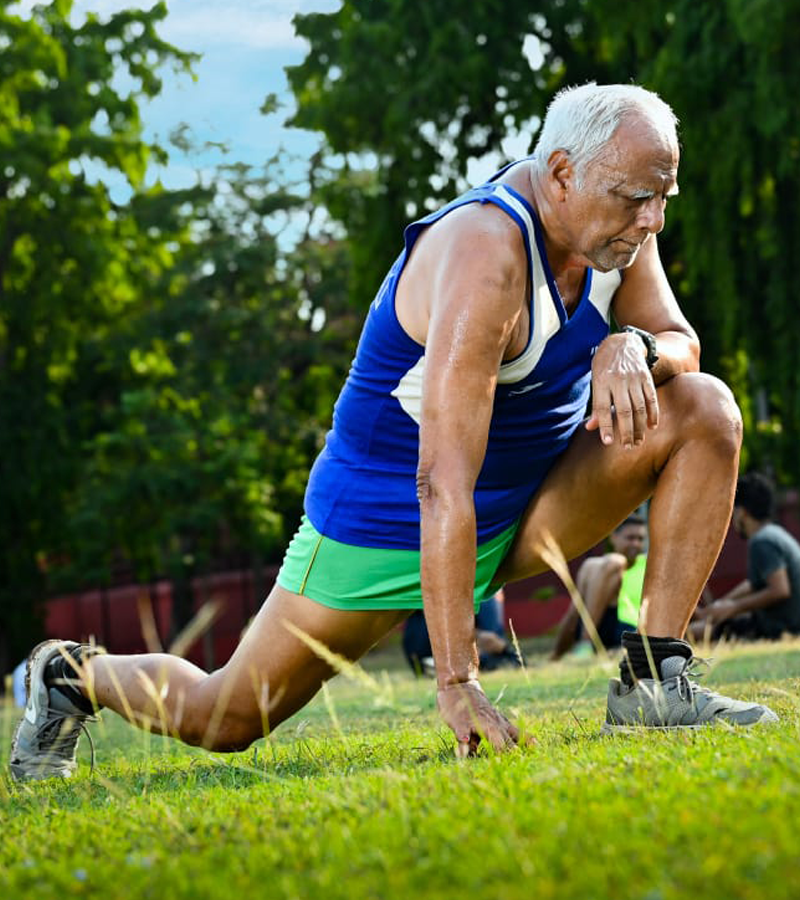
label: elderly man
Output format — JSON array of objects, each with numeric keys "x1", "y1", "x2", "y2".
[{"x1": 11, "y1": 82, "x2": 776, "y2": 781}]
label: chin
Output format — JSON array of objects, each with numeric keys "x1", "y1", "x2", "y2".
[
  {"x1": 589, "y1": 253, "x2": 635, "y2": 273},
  {"x1": 604, "y1": 244, "x2": 641, "y2": 271}
]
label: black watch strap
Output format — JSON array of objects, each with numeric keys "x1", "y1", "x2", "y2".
[{"x1": 622, "y1": 325, "x2": 659, "y2": 370}]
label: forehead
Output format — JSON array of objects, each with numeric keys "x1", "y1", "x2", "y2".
[{"x1": 589, "y1": 118, "x2": 679, "y2": 193}]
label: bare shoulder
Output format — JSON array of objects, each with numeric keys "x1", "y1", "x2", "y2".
[
  {"x1": 415, "y1": 202, "x2": 527, "y2": 288},
  {"x1": 431, "y1": 199, "x2": 524, "y2": 247},
  {"x1": 397, "y1": 202, "x2": 528, "y2": 343}
]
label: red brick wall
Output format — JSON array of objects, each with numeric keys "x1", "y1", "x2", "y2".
[{"x1": 42, "y1": 493, "x2": 800, "y2": 666}]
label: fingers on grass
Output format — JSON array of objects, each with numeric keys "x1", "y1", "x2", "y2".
[{"x1": 455, "y1": 740, "x2": 471, "y2": 759}]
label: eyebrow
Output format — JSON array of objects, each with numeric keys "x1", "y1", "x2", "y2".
[{"x1": 628, "y1": 184, "x2": 680, "y2": 200}]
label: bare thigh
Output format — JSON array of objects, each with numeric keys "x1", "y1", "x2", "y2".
[
  {"x1": 496, "y1": 429, "x2": 660, "y2": 583},
  {"x1": 495, "y1": 372, "x2": 735, "y2": 583},
  {"x1": 197, "y1": 585, "x2": 409, "y2": 739}
]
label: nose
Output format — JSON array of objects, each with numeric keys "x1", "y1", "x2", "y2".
[{"x1": 637, "y1": 196, "x2": 666, "y2": 234}]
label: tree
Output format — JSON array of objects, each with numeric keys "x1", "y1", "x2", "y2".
[
  {"x1": 287, "y1": 0, "x2": 603, "y2": 308},
  {"x1": 593, "y1": 0, "x2": 800, "y2": 479},
  {"x1": 287, "y1": 0, "x2": 800, "y2": 484},
  {"x1": 0, "y1": 0, "x2": 194, "y2": 668},
  {"x1": 63, "y1": 157, "x2": 354, "y2": 634}
]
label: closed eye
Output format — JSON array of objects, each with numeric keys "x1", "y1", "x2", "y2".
[{"x1": 619, "y1": 192, "x2": 672, "y2": 207}]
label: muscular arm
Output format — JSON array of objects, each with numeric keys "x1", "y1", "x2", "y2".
[
  {"x1": 414, "y1": 209, "x2": 525, "y2": 688},
  {"x1": 395, "y1": 205, "x2": 530, "y2": 752}
]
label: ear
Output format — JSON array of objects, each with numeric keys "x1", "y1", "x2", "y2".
[{"x1": 547, "y1": 150, "x2": 574, "y2": 201}]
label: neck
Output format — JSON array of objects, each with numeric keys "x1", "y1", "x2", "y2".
[
  {"x1": 527, "y1": 167, "x2": 587, "y2": 279},
  {"x1": 746, "y1": 517, "x2": 770, "y2": 538}
]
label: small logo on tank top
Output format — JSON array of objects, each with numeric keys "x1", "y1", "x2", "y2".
[{"x1": 508, "y1": 381, "x2": 545, "y2": 396}]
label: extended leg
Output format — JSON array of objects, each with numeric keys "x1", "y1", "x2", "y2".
[{"x1": 81, "y1": 586, "x2": 407, "y2": 750}]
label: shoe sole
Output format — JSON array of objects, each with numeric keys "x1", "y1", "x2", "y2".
[
  {"x1": 601, "y1": 713, "x2": 779, "y2": 735},
  {"x1": 601, "y1": 722, "x2": 711, "y2": 734},
  {"x1": 9, "y1": 639, "x2": 74, "y2": 782}
]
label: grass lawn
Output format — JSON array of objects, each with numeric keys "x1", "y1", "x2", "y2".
[{"x1": 1, "y1": 637, "x2": 799, "y2": 900}]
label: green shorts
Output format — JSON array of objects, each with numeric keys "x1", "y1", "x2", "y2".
[{"x1": 276, "y1": 516, "x2": 519, "y2": 611}]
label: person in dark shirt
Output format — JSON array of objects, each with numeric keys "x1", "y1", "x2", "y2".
[{"x1": 691, "y1": 472, "x2": 800, "y2": 640}]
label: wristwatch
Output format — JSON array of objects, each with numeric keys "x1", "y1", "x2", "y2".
[{"x1": 622, "y1": 325, "x2": 659, "y2": 370}]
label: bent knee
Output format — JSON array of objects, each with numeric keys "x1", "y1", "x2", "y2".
[
  {"x1": 663, "y1": 372, "x2": 742, "y2": 449},
  {"x1": 176, "y1": 687, "x2": 266, "y2": 751},
  {"x1": 180, "y1": 709, "x2": 264, "y2": 752}
]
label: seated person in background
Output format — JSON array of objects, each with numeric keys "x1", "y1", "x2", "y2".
[
  {"x1": 403, "y1": 588, "x2": 521, "y2": 676},
  {"x1": 550, "y1": 516, "x2": 647, "y2": 659},
  {"x1": 690, "y1": 473, "x2": 800, "y2": 642},
  {"x1": 12, "y1": 659, "x2": 27, "y2": 708}
]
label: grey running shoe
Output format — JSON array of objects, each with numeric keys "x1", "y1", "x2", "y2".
[
  {"x1": 9, "y1": 640, "x2": 97, "y2": 782},
  {"x1": 602, "y1": 654, "x2": 779, "y2": 732}
]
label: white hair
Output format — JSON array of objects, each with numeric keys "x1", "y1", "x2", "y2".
[{"x1": 533, "y1": 82, "x2": 679, "y2": 185}]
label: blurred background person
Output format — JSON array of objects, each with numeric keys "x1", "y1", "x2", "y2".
[
  {"x1": 550, "y1": 516, "x2": 647, "y2": 660},
  {"x1": 402, "y1": 588, "x2": 522, "y2": 676},
  {"x1": 690, "y1": 473, "x2": 800, "y2": 642}
]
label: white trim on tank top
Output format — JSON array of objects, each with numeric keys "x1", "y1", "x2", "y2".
[{"x1": 390, "y1": 186, "x2": 621, "y2": 424}]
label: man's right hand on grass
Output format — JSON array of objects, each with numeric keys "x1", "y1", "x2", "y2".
[{"x1": 436, "y1": 680, "x2": 523, "y2": 757}]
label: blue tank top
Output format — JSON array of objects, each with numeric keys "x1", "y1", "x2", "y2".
[{"x1": 304, "y1": 164, "x2": 621, "y2": 549}]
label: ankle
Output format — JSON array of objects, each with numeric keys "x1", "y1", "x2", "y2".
[
  {"x1": 619, "y1": 632, "x2": 692, "y2": 686},
  {"x1": 45, "y1": 644, "x2": 103, "y2": 713}
]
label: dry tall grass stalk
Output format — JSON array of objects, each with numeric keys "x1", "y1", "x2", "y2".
[
  {"x1": 136, "y1": 594, "x2": 163, "y2": 653},
  {"x1": 506, "y1": 619, "x2": 530, "y2": 685},
  {"x1": 169, "y1": 601, "x2": 224, "y2": 659},
  {"x1": 200, "y1": 664, "x2": 240, "y2": 750},
  {"x1": 321, "y1": 681, "x2": 345, "y2": 739},
  {"x1": 534, "y1": 529, "x2": 608, "y2": 657},
  {"x1": 282, "y1": 620, "x2": 395, "y2": 707}
]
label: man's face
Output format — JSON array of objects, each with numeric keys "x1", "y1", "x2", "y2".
[
  {"x1": 562, "y1": 118, "x2": 680, "y2": 272},
  {"x1": 610, "y1": 524, "x2": 647, "y2": 564}
]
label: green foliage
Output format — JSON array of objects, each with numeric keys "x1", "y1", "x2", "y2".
[
  {"x1": 4, "y1": 0, "x2": 800, "y2": 664},
  {"x1": 0, "y1": 2, "x2": 353, "y2": 655},
  {"x1": 0, "y1": 0, "x2": 195, "y2": 664},
  {"x1": 1, "y1": 642, "x2": 800, "y2": 899},
  {"x1": 289, "y1": 1, "x2": 566, "y2": 305},
  {"x1": 64, "y1": 160, "x2": 354, "y2": 592},
  {"x1": 288, "y1": 0, "x2": 800, "y2": 485},
  {"x1": 608, "y1": 0, "x2": 800, "y2": 482}
]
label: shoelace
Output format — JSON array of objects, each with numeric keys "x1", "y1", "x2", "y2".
[
  {"x1": 674, "y1": 655, "x2": 713, "y2": 703},
  {"x1": 36, "y1": 712, "x2": 97, "y2": 773}
]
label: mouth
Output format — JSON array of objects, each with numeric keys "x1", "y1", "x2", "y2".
[{"x1": 612, "y1": 238, "x2": 640, "y2": 251}]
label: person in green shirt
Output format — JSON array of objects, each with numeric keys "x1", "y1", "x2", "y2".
[{"x1": 551, "y1": 515, "x2": 647, "y2": 659}]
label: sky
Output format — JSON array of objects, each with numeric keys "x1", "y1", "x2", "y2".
[
  {"x1": 13, "y1": 0, "x2": 342, "y2": 192},
  {"x1": 12, "y1": 0, "x2": 542, "y2": 201}
]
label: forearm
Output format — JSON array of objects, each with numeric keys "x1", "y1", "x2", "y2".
[
  {"x1": 649, "y1": 330, "x2": 700, "y2": 385},
  {"x1": 730, "y1": 588, "x2": 788, "y2": 616},
  {"x1": 721, "y1": 579, "x2": 752, "y2": 600},
  {"x1": 419, "y1": 494, "x2": 479, "y2": 688}
]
